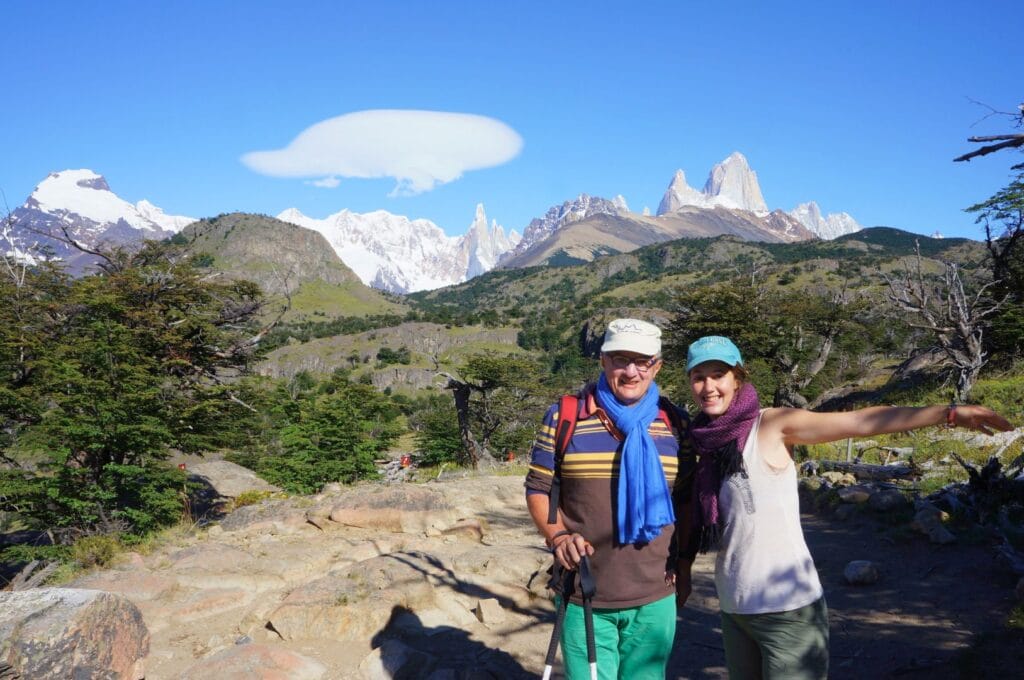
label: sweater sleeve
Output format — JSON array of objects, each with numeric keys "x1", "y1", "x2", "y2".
[{"x1": 524, "y1": 402, "x2": 560, "y2": 495}]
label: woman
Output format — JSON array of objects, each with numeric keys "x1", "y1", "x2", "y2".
[{"x1": 681, "y1": 335, "x2": 1013, "y2": 680}]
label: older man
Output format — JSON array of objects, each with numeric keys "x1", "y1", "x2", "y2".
[{"x1": 525, "y1": 318, "x2": 694, "y2": 680}]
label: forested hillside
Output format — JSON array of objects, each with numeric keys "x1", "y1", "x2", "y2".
[{"x1": 2, "y1": 209, "x2": 1021, "y2": 581}]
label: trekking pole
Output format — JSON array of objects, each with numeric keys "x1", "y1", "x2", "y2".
[
  {"x1": 542, "y1": 564, "x2": 575, "y2": 680},
  {"x1": 578, "y1": 555, "x2": 598, "y2": 680}
]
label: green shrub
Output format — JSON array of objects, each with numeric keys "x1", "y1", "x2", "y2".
[
  {"x1": 71, "y1": 534, "x2": 122, "y2": 569},
  {"x1": 230, "y1": 490, "x2": 275, "y2": 509}
]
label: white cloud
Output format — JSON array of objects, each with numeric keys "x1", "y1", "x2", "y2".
[
  {"x1": 241, "y1": 109, "x2": 523, "y2": 195},
  {"x1": 308, "y1": 176, "x2": 341, "y2": 188}
]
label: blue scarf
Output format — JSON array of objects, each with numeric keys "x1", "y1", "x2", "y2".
[{"x1": 596, "y1": 374, "x2": 676, "y2": 545}]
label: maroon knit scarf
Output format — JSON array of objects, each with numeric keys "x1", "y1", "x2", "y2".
[{"x1": 689, "y1": 382, "x2": 761, "y2": 552}]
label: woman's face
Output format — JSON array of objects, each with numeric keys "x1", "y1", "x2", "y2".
[{"x1": 689, "y1": 360, "x2": 740, "y2": 419}]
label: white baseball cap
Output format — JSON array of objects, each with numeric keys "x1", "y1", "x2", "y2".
[{"x1": 600, "y1": 318, "x2": 662, "y2": 356}]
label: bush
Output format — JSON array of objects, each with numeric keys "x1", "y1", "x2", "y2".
[
  {"x1": 230, "y1": 490, "x2": 275, "y2": 509},
  {"x1": 71, "y1": 534, "x2": 122, "y2": 569}
]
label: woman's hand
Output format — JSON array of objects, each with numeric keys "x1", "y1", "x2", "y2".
[
  {"x1": 552, "y1": 532, "x2": 594, "y2": 571},
  {"x1": 953, "y1": 405, "x2": 1014, "y2": 435}
]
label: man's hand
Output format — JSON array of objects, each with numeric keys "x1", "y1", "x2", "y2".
[{"x1": 552, "y1": 532, "x2": 594, "y2": 571}]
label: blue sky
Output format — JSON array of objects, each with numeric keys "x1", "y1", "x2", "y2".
[{"x1": 3, "y1": 1, "x2": 1021, "y2": 239}]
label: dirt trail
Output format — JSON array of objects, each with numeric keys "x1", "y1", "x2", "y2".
[{"x1": 668, "y1": 512, "x2": 1020, "y2": 679}]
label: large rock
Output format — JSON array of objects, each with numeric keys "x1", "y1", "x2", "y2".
[
  {"x1": 843, "y1": 560, "x2": 880, "y2": 585},
  {"x1": 0, "y1": 588, "x2": 149, "y2": 679},
  {"x1": 911, "y1": 502, "x2": 956, "y2": 545},
  {"x1": 868, "y1": 488, "x2": 909, "y2": 512},
  {"x1": 187, "y1": 460, "x2": 280, "y2": 498},
  {"x1": 327, "y1": 485, "x2": 457, "y2": 533}
]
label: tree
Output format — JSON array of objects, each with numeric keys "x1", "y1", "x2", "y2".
[
  {"x1": 410, "y1": 394, "x2": 462, "y2": 466},
  {"x1": 252, "y1": 380, "x2": 402, "y2": 494},
  {"x1": 955, "y1": 100, "x2": 1024, "y2": 360},
  {"x1": 953, "y1": 101, "x2": 1024, "y2": 169},
  {"x1": 885, "y1": 244, "x2": 1003, "y2": 402},
  {"x1": 966, "y1": 173, "x2": 1024, "y2": 359},
  {"x1": 666, "y1": 282, "x2": 865, "y2": 407},
  {"x1": 1, "y1": 239, "x2": 277, "y2": 540},
  {"x1": 436, "y1": 353, "x2": 546, "y2": 468}
]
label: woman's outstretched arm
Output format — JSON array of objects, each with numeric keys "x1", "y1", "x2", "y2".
[{"x1": 760, "y1": 404, "x2": 1014, "y2": 447}]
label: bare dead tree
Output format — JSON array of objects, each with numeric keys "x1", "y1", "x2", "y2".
[
  {"x1": 885, "y1": 243, "x2": 1004, "y2": 401},
  {"x1": 954, "y1": 101, "x2": 1024, "y2": 170}
]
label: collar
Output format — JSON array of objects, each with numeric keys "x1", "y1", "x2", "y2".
[{"x1": 581, "y1": 383, "x2": 623, "y2": 440}]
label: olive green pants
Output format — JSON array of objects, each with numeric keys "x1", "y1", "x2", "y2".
[
  {"x1": 720, "y1": 597, "x2": 829, "y2": 680},
  {"x1": 558, "y1": 594, "x2": 676, "y2": 680}
]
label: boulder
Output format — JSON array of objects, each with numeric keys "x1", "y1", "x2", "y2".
[
  {"x1": 217, "y1": 499, "x2": 311, "y2": 535},
  {"x1": 836, "y1": 485, "x2": 872, "y2": 504},
  {"x1": 187, "y1": 460, "x2": 280, "y2": 498},
  {"x1": 911, "y1": 502, "x2": 956, "y2": 545},
  {"x1": 327, "y1": 485, "x2": 457, "y2": 533},
  {"x1": 843, "y1": 560, "x2": 879, "y2": 585},
  {"x1": 821, "y1": 471, "x2": 857, "y2": 486},
  {"x1": 868, "y1": 488, "x2": 909, "y2": 512},
  {"x1": 181, "y1": 643, "x2": 327, "y2": 679},
  {"x1": 0, "y1": 588, "x2": 149, "y2": 680},
  {"x1": 474, "y1": 598, "x2": 506, "y2": 627}
]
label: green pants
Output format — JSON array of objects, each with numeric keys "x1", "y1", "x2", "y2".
[
  {"x1": 720, "y1": 597, "x2": 829, "y2": 680},
  {"x1": 558, "y1": 594, "x2": 676, "y2": 680}
]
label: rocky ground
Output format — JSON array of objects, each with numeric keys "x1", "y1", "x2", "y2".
[{"x1": 6, "y1": 463, "x2": 1024, "y2": 679}]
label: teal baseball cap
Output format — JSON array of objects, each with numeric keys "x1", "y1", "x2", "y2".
[{"x1": 686, "y1": 335, "x2": 743, "y2": 373}]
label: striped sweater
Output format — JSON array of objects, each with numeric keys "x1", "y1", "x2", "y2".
[{"x1": 525, "y1": 385, "x2": 693, "y2": 608}]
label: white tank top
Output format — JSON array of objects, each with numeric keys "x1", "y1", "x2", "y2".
[{"x1": 714, "y1": 411, "x2": 823, "y2": 614}]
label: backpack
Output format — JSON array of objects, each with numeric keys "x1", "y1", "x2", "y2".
[{"x1": 546, "y1": 393, "x2": 688, "y2": 524}]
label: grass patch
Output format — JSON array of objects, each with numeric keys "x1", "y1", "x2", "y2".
[
  {"x1": 228, "y1": 489, "x2": 285, "y2": 510},
  {"x1": 285, "y1": 280, "x2": 407, "y2": 320}
]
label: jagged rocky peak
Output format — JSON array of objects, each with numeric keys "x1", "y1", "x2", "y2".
[
  {"x1": 657, "y1": 152, "x2": 768, "y2": 215},
  {"x1": 657, "y1": 169, "x2": 709, "y2": 215},
  {"x1": 512, "y1": 193, "x2": 629, "y2": 253},
  {"x1": 462, "y1": 203, "x2": 520, "y2": 279},
  {"x1": 704, "y1": 152, "x2": 768, "y2": 214},
  {"x1": 789, "y1": 201, "x2": 862, "y2": 240}
]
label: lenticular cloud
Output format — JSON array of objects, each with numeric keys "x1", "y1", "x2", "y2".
[{"x1": 241, "y1": 110, "x2": 523, "y2": 195}]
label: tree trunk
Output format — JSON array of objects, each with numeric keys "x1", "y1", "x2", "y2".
[
  {"x1": 812, "y1": 459, "x2": 918, "y2": 481},
  {"x1": 447, "y1": 379, "x2": 481, "y2": 469}
]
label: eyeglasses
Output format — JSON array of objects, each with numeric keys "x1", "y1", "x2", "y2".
[{"x1": 606, "y1": 353, "x2": 661, "y2": 373}]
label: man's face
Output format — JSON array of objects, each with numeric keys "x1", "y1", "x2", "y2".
[{"x1": 601, "y1": 351, "x2": 662, "y2": 405}]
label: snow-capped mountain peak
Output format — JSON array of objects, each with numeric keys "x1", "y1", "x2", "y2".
[
  {"x1": 789, "y1": 201, "x2": 862, "y2": 239},
  {"x1": 502, "y1": 193, "x2": 629, "y2": 262},
  {"x1": 462, "y1": 203, "x2": 521, "y2": 279},
  {"x1": 657, "y1": 169, "x2": 710, "y2": 214},
  {"x1": 277, "y1": 203, "x2": 520, "y2": 293},
  {"x1": 657, "y1": 152, "x2": 769, "y2": 216},
  {"x1": 5, "y1": 170, "x2": 197, "y2": 274},
  {"x1": 703, "y1": 152, "x2": 768, "y2": 214},
  {"x1": 28, "y1": 170, "x2": 194, "y2": 235}
]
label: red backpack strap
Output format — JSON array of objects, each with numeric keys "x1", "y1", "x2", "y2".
[{"x1": 547, "y1": 394, "x2": 579, "y2": 525}]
